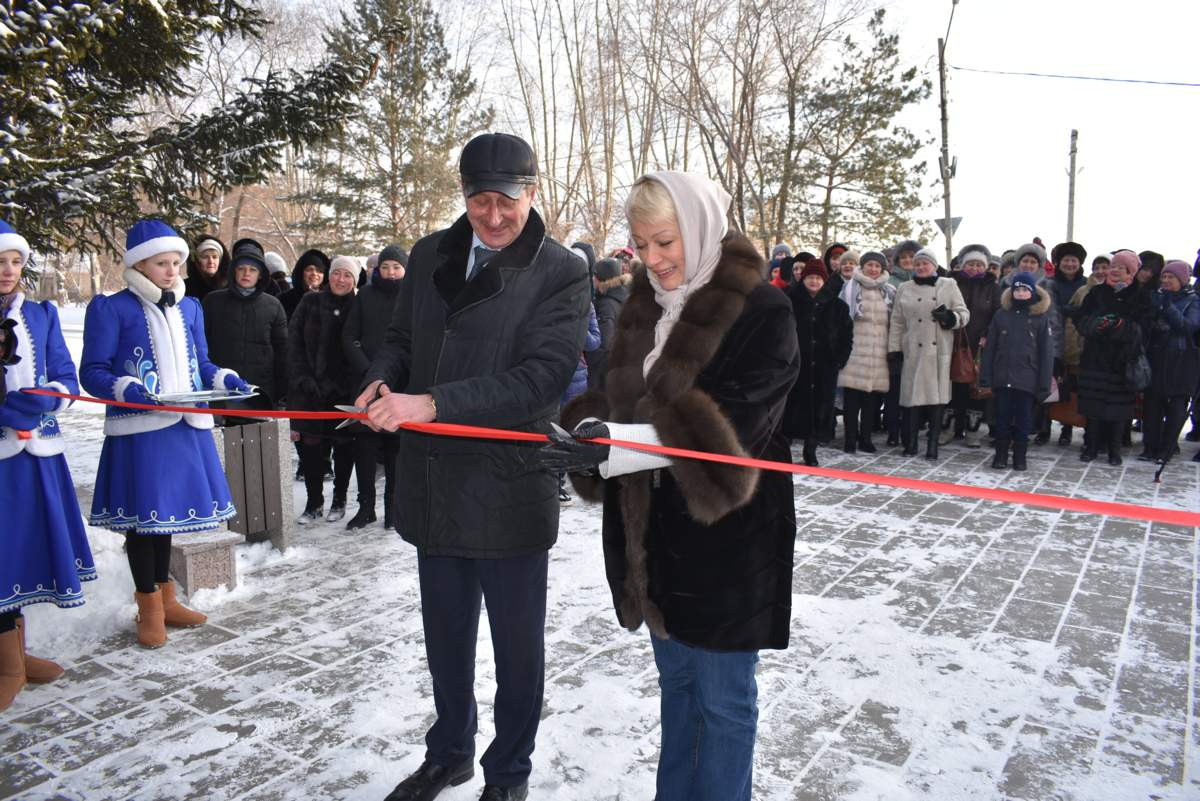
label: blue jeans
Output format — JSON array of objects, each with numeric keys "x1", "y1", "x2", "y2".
[
  {"x1": 993, "y1": 387, "x2": 1034, "y2": 443},
  {"x1": 650, "y1": 636, "x2": 759, "y2": 801}
]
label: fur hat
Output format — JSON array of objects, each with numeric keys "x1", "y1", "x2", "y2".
[
  {"x1": 264, "y1": 251, "x2": 287, "y2": 276},
  {"x1": 1013, "y1": 242, "x2": 1047, "y2": 271},
  {"x1": 0, "y1": 220, "x2": 31, "y2": 263},
  {"x1": 860, "y1": 251, "x2": 888, "y2": 270},
  {"x1": 1011, "y1": 272, "x2": 1038, "y2": 293},
  {"x1": 893, "y1": 239, "x2": 924, "y2": 260},
  {"x1": 837, "y1": 249, "x2": 860, "y2": 266},
  {"x1": 800, "y1": 258, "x2": 828, "y2": 281},
  {"x1": 1161, "y1": 260, "x2": 1191, "y2": 286},
  {"x1": 378, "y1": 244, "x2": 408, "y2": 267},
  {"x1": 912, "y1": 248, "x2": 941, "y2": 270},
  {"x1": 1109, "y1": 250, "x2": 1140, "y2": 276},
  {"x1": 124, "y1": 219, "x2": 189, "y2": 268},
  {"x1": 955, "y1": 243, "x2": 992, "y2": 268},
  {"x1": 1050, "y1": 241, "x2": 1087, "y2": 265},
  {"x1": 329, "y1": 255, "x2": 362, "y2": 285},
  {"x1": 771, "y1": 243, "x2": 792, "y2": 259}
]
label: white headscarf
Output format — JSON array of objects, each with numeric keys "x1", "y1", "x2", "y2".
[{"x1": 635, "y1": 171, "x2": 732, "y2": 377}]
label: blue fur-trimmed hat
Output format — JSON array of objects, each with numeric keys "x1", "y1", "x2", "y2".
[
  {"x1": 0, "y1": 220, "x2": 30, "y2": 263},
  {"x1": 123, "y1": 219, "x2": 189, "y2": 268}
]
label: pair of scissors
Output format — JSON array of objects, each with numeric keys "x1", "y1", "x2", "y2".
[{"x1": 333, "y1": 386, "x2": 386, "y2": 430}]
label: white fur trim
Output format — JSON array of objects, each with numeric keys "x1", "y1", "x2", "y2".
[
  {"x1": 212, "y1": 368, "x2": 239, "y2": 391},
  {"x1": 960, "y1": 250, "x2": 988, "y2": 267},
  {"x1": 113, "y1": 375, "x2": 141, "y2": 403},
  {"x1": 596, "y1": 421, "x2": 674, "y2": 479},
  {"x1": 103, "y1": 410, "x2": 185, "y2": 436},
  {"x1": 42, "y1": 381, "x2": 72, "y2": 413},
  {"x1": 123, "y1": 235, "x2": 190, "y2": 268},
  {"x1": 0, "y1": 232, "x2": 30, "y2": 262},
  {"x1": 123, "y1": 267, "x2": 186, "y2": 305},
  {"x1": 4, "y1": 293, "x2": 33, "y2": 397}
]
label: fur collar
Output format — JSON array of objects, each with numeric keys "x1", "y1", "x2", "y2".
[
  {"x1": 125, "y1": 268, "x2": 186, "y2": 305},
  {"x1": 431, "y1": 209, "x2": 547, "y2": 317},
  {"x1": 597, "y1": 273, "x2": 632, "y2": 293},
  {"x1": 1000, "y1": 285, "x2": 1052, "y2": 314}
]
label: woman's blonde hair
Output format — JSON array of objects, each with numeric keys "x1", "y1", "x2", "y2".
[{"x1": 624, "y1": 176, "x2": 677, "y2": 227}]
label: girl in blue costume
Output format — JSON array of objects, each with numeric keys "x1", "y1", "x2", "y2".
[
  {"x1": 80, "y1": 220, "x2": 250, "y2": 649},
  {"x1": 0, "y1": 220, "x2": 95, "y2": 711}
]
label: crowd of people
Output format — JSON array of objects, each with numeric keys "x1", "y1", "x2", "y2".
[
  {"x1": 766, "y1": 238, "x2": 1200, "y2": 473},
  {"x1": 2, "y1": 126, "x2": 1199, "y2": 801}
]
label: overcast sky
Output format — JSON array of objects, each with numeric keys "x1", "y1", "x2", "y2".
[{"x1": 886, "y1": 0, "x2": 1199, "y2": 266}]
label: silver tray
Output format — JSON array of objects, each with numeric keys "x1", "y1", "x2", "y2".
[{"x1": 151, "y1": 388, "x2": 259, "y2": 404}]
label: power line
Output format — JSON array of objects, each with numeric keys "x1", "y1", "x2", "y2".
[{"x1": 948, "y1": 64, "x2": 1200, "y2": 88}]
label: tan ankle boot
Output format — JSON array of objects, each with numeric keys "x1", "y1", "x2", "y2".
[
  {"x1": 158, "y1": 581, "x2": 206, "y2": 628},
  {"x1": 0, "y1": 627, "x2": 27, "y2": 711},
  {"x1": 133, "y1": 591, "x2": 167, "y2": 649},
  {"x1": 16, "y1": 615, "x2": 64, "y2": 684}
]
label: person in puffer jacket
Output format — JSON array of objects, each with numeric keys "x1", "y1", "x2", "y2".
[{"x1": 978, "y1": 272, "x2": 1053, "y2": 470}]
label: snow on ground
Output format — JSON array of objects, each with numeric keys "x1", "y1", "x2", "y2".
[{"x1": 2, "y1": 323, "x2": 1196, "y2": 801}]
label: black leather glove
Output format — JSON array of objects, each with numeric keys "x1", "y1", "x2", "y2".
[
  {"x1": 887, "y1": 351, "x2": 904, "y2": 371},
  {"x1": 931, "y1": 304, "x2": 957, "y2": 330},
  {"x1": 537, "y1": 420, "x2": 611, "y2": 475}
]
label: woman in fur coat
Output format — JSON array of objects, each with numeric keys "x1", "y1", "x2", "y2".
[
  {"x1": 887, "y1": 248, "x2": 970, "y2": 459},
  {"x1": 0, "y1": 221, "x2": 95, "y2": 710},
  {"x1": 783, "y1": 258, "x2": 852, "y2": 466},
  {"x1": 945, "y1": 244, "x2": 1001, "y2": 447},
  {"x1": 538, "y1": 172, "x2": 799, "y2": 801},
  {"x1": 838, "y1": 251, "x2": 896, "y2": 453},
  {"x1": 81, "y1": 220, "x2": 250, "y2": 649}
]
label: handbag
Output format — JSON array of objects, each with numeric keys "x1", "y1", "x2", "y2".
[
  {"x1": 1126, "y1": 351, "x2": 1151, "y2": 390},
  {"x1": 950, "y1": 329, "x2": 978, "y2": 384},
  {"x1": 969, "y1": 346, "x2": 992, "y2": 400}
]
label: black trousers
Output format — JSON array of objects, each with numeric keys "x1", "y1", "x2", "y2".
[
  {"x1": 883, "y1": 375, "x2": 902, "y2": 438},
  {"x1": 842, "y1": 388, "x2": 884, "y2": 446},
  {"x1": 1143, "y1": 391, "x2": 1190, "y2": 460},
  {"x1": 418, "y1": 550, "x2": 548, "y2": 788},
  {"x1": 352, "y1": 432, "x2": 398, "y2": 511},
  {"x1": 125, "y1": 531, "x2": 172, "y2": 594},
  {"x1": 299, "y1": 437, "x2": 354, "y2": 511}
]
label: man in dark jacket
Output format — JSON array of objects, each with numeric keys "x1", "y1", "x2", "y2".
[
  {"x1": 279, "y1": 248, "x2": 330, "y2": 319},
  {"x1": 201, "y1": 242, "x2": 289, "y2": 415},
  {"x1": 357, "y1": 133, "x2": 590, "y2": 801},
  {"x1": 340, "y1": 244, "x2": 406, "y2": 530},
  {"x1": 587, "y1": 257, "x2": 631, "y2": 389}
]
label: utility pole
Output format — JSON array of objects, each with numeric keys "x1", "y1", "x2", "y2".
[
  {"x1": 937, "y1": 0, "x2": 959, "y2": 267},
  {"x1": 1066, "y1": 129, "x2": 1078, "y2": 241}
]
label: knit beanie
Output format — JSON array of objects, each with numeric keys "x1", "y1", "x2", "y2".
[
  {"x1": 771, "y1": 243, "x2": 792, "y2": 260},
  {"x1": 1161, "y1": 260, "x2": 1191, "y2": 287},
  {"x1": 329, "y1": 255, "x2": 363, "y2": 285},
  {"x1": 837, "y1": 249, "x2": 860, "y2": 266},
  {"x1": 0, "y1": 220, "x2": 31, "y2": 263},
  {"x1": 378, "y1": 244, "x2": 408, "y2": 267},
  {"x1": 912, "y1": 248, "x2": 941, "y2": 271},
  {"x1": 264, "y1": 251, "x2": 287, "y2": 276},
  {"x1": 1011, "y1": 272, "x2": 1037, "y2": 293},
  {"x1": 124, "y1": 219, "x2": 189, "y2": 267},
  {"x1": 860, "y1": 251, "x2": 888, "y2": 271},
  {"x1": 800, "y1": 258, "x2": 828, "y2": 281},
  {"x1": 1109, "y1": 250, "x2": 1140, "y2": 276},
  {"x1": 195, "y1": 238, "x2": 224, "y2": 257}
]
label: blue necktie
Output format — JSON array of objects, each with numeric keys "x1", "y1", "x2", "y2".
[{"x1": 470, "y1": 246, "x2": 499, "y2": 280}]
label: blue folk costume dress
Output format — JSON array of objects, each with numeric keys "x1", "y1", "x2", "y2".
[
  {"x1": 0, "y1": 292, "x2": 97, "y2": 614},
  {"x1": 80, "y1": 267, "x2": 239, "y2": 534}
]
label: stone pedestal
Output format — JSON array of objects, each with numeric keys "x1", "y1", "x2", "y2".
[{"x1": 169, "y1": 529, "x2": 245, "y2": 594}]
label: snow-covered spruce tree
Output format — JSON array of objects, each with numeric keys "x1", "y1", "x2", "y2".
[
  {"x1": 0, "y1": 0, "x2": 384, "y2": 255},
  {"x1": 287, "y1": 0, "x2": 492, "y2": 252}
]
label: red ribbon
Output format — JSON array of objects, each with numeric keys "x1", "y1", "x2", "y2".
[{"x1": 22, "y1": 388, "x2": 1200, "y2": 527}]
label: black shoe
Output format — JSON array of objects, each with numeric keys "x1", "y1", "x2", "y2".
[
  {"x1": 886, "y1": 432, "x2": 900, "y2": 447},
  {"x1": 345, "y1": 507, "x2": 376, "y2": 530},
  {"x1": 479, "y1": 784, "x2": 528, "y2": 801},
  {"x1": 1080, "y1": 449, "x2": 1096, "y2": 463},
  {"x1": 384, "y1": 511, "x2": 395, "y2": 529},
  {"x1": 991, "y1": 441, "x2": 1009, "y2": 469},
  {"x1": 1033, "y1": 431, "x2": 1050, "y2": 446},
  {"x1": 1136, "y1": 451, "x2": 1155, "y2": 462},
  {"x1": 1108, "y1": 451, "x2": 1123, "y2": 466},
  {"x1": 802, "y1": 440, "x2": 818, "y2": 467},
  {"x1": 1057, "y1": 427, "x2": 1073, "y2": 446},
  {"x1": 385, "y1": 759, "x2": 474, "y2": 801},
  {"x1": 843, "y1": 442, "x2": 857, "y2": 454},
  {"x1": 1192, "y1": 450, "x2": 1200, "y2": 462},
  {"x1": 857, "y1": 436, "x2": 877, "y2": 454},
  {"x1": 1012, "y1": 441, "x2": 1028, "y2": 471}
]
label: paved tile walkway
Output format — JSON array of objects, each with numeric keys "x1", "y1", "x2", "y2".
[{"x1": 2, "y1": 412, "x2": 1196, "y2": 800}]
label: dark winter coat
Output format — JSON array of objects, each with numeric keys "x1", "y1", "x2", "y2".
[
  {"x1": 564, "y1": 304, "x2": 600, "y2": 405},
  {"x1": 184, "y1": 235, "x2": 230, "y2": 302},
  {"x1": 782, "y1": 283, "x2": 852, "y2": 440},
  {"x1": 362, "y1": 208, "x2": 591, "y2": 558},
  {"x1": 1039, "y1": 269, "x2": 1087, "y2": 360},
  {"x1": 951, "y1": 270, "x2": 1002, "y2": 358},
  {"x1": 562, "y1": 234, "x2": 800, "y2": 652},
  {"x1": 342, "y1": 275, "x2": 401, "y2": 383},
  {"x1": 1077, "y1": 282, "x2": 1154, "y2": 420},
  {"x1": 1147, "y1": 288, "x2": 1200, "y2": 397},
  {"x1": 589, "y1": 260, "x2": 631, "y2": 389},
  {"x1": 287, "y1": 289, "x2": 356, "y2": 433},
  {"x1": 201, "y1": 264, "x2": 289, "y2": 407},
  {"x1": 978, "y1": 286, "x2": 1054, "y2": 399},
  {"x1": 280, "y1": 249, "x2": 331, "y2": 320}
]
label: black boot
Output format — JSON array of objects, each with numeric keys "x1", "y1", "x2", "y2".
[
  {"x1": 925, "y1": 406, "x2": 941, "y2": 460},
  {"x1": 384, "y1": 758, "x2": 474, "y2": 801},
  {"x1": 344, "y1": 506, "x2": 376, "y2": 530},
  {"x1": 1057, "y1": 425, "x2": 1073, "y2": 446},
  {"x1": 558, "y1": 472, "x2": 572, "y2": 503},
  {"x1": 802, "y1": 439, "x2": 819, "y2": 467},
  {"x1": 991, "y1": 439, "x2": 1010, "y2": 469},
  {"x1": 1080, "y1": 423, "x2": 1099, "y2": 462},
  {"x1": 1033, "y1": 417, "x2": 1051, "y2": 446},
  {"x1": 843, "y1": 407, "x2": 859, "y2": 454},
  {"x1": 902, "y1": 410, "x2": 919, "y2": 456},
  {"x1": 1107, "y1": 426, "x2": 1124, "y2": 466},
  {"x1": 857, "y1": 433, "x2": 877, "y2": 453},
  {"x1": 1012, "y1": 440, "x2": 1028, "y2": 471}
]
